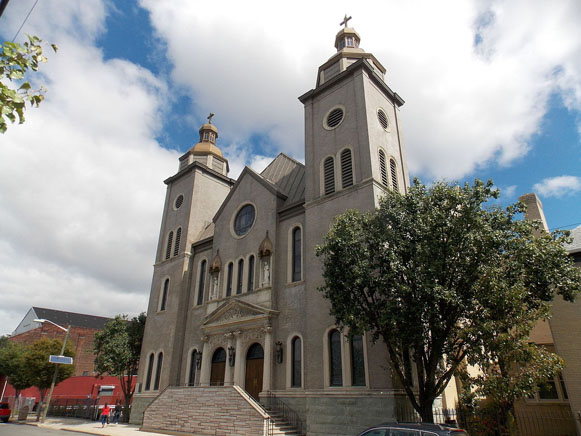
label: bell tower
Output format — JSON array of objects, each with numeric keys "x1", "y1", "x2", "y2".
[
  {"x1": 139, "y1": 114, "x2": 234, "y2": 390},
  {"x1": 300, "y1": 18, "x2": 409, "y2": 205},
  {"x1": 300, "y1": 19, "x2": 411, "y2": 390}
]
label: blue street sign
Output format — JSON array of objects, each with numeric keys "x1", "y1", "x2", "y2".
[{"x1": 49, "y1": 355, "x2": 73, "y2": 365}]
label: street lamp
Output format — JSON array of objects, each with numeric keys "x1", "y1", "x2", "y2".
[{"x1": 33, "y1": 319, "x2": 71, "y2": 423}]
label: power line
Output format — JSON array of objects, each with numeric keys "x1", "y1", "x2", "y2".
[
  {"x1": 549, "y1": 221, "x2": 581, "y2": 231},
  {"x1": 11, "y1": 0, "x2": 40, "y2": 42}
]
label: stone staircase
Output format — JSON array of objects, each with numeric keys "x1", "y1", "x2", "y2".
[{"x1": 141, "y1": 385, "x2": 303, "y2": 436}]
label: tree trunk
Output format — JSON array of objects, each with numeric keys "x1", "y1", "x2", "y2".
[{"x1": 419, "y1": 399, "x2": 435, "y2": 423}]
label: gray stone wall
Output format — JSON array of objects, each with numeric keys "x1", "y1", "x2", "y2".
[
  {"x1": 142, "y1": 386, "x2": 265, "y2": 436},
  {"x1": 275, "y1": 392, "x2": 399, "y2": 436},
  {"x1": 129, "y1": 394, "x2": 156, "y2": 425}
]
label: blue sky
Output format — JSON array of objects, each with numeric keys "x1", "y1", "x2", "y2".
[{"x1": 1, "y1": 0, "x2": 580, "y2": 334}]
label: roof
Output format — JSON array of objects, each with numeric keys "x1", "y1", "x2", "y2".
[
  {"x1": 260, "y1": 153, "x2": 305, "y2": 206},
  {"x1": 32, "y1": 307, "x2": 112, "y2": 330},
  {"x1": 564, "y1": 226, "x2": 581, "y2": 254}
]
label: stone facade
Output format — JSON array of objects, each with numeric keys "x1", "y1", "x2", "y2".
[{"x1": 133, "y1": 25, "x2": 415, "y2": 435}]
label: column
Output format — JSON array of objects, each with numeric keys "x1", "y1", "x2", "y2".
[
  {"x1": 233, "y1": 331, "x2": 243, "y2": 386},
  {"x1": 262, "y1": 326, "x2": 273, "y2": 392},
  {"x1": 200, "y1": 337, "x2": 211, "y2": 387},
  {"x1": 224, "y1": 333, "x2": 234, "y2": 385}
]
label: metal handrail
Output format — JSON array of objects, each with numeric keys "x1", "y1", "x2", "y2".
[{"x1": 264, "y1": 391, "x2": 305, "y2": 435}]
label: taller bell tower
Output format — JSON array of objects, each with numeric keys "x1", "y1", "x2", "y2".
[
  {"x1": 299, "y1": 19, "x2": 409, "y2": 205},
  {"x1": 300, "y1": 19, "x2": 410, "y2": 390}
]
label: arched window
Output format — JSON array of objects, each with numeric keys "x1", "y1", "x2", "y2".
[
  {"x1": 165, "y1": 231, "x2": 174, "y2": 260},
  {"x1": 226, "y1": 262, "x2": 233, "y2": 297},
  {"x1": 188, "y1": 349, "x2": 197, "y2": 386},
  {"x1": 390, "y1": 158, "x2": 398, "y2": 191},
  {"x1": 323, "y1": 157, "x2": 335, "y2": 195},
  {"x1": 329, "y1": 329, "x2": 343, "y2": 386},
  {"x1": 292, "y1": 227, "x2": 302, "y2": 282},
  {"x1": 291, "y1": 336, "x2": 302, "y2": 388},
  {"x1": 379, "y1": 150, "x2": 388, "y2": 187},
  {"x1": 145, "y1": 353, "x2": 154, "y2": 390},
  {"x1": 173, "y1": 227, "x2": 182, "y2": 256},
  {"x1": 236, "y1": 259, "x2": 244, "y2": 294},
  {"x1": 351, "y1": 335, "x2": 366, "y2": 386},
  {"x1": 340, "y1": 149, "x2": 353, "y2": 188},
  {"x1": 154, "y1": 352, "x2": 163, "y2": 390},
  {"x1": 160, "y1": 279, "x2": 169, "y2": 311},
  {"x1": 197, "y1": 260, "x2": 206, "y2": 306},
  {"x1": 247, "y1": 255, "x2": 255, "y2": 292}
]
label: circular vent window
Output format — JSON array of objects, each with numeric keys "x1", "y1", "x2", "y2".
[
  {"x1": 325, "y1": 107, "x2": 345, "y2": 129},
  {"x1": 377, "y1": 108, "x2": 390, "y2": 131},
  {"x1": 234, "y1": 204, "x2": 256, "y2": 237},
  {"x1": 174, "y1": 195, "x2": 184, "y2": 209}
]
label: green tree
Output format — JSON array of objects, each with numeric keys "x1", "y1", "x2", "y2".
[
  {"x1": 316, "y1": 179, "x2": 580, "y2": 423},
  {"x1": 0, "y1": 338, "x2": 32, "y2": 410},
  {"x1": 94, "y1": 313, "x2": 146, "y2": 420},
  {"x1": 24, "y1": 337, "x2": 75, "y2": 420},
  {"x1": 1, "y1": 35, "x2": 57, "y2": 133}
]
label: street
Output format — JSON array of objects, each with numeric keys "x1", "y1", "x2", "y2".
[{"x1": 0, "y1": 423, "x2": 72, "y2": 435}]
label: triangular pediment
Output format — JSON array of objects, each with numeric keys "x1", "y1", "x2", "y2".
[
  {"x1": 203, "y1": 299, "x2": 278, "y2": 328},
  {"x1": 212, "y1": 166, "x2": 287, "y2": 224}
]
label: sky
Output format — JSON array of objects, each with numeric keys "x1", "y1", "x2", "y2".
[{"x1": 0, "y1": 0, "x2": 580, "y2": 336}]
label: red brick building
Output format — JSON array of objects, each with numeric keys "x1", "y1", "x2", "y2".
[{"x1": 1, "y1": 307, "x2": 134, "y2": 407}]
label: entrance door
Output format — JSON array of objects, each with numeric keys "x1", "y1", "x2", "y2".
[
  {"x1": 210, "y1": 348, "x2": 226, "y2": 386},
  {"x1": 245, "y1": 343, "x2": 264, "y2": 400}
]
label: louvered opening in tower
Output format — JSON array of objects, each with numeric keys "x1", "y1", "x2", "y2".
[
  {"x1": 165, "y1": 231, "x2": 174, "y2": 260},
  {"x1": 173, "y1": 228, "x2": 182, "y2": 256},
  {"x1": 340, "y1": 149, "x2": 353, "y2": 188},
  {"x1": 326, "y1": 108, "x2": 344, "y2": 128},
  {"x1": 323, "y1": 157, "x2": 335, "y2": 195},
  {"x1": 377, "y1": 109, "x2": 389, "y2": 130},
  {"x1": 390, "y1": 158, "x2": 398, "y2": 191},
  {"x1": 379, "y1": 150, "x2": 388, "y2": 186}
]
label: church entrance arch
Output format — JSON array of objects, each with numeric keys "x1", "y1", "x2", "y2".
[
  {"x1": 244, "y1": 343, "x2": 264, "y2": 400},
  {"x1": 210, "y1": 347, "x2": 226, "y2": 386}
]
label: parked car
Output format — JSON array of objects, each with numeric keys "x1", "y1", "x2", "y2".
[
  {"x1": 357, "y1": 422, "x2": 470, "y2": 436},
  {"x1": 0, "y1": 402, "x2": 11, "y2": 423}
]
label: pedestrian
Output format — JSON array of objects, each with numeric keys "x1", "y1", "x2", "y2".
[
  {"x1": 112, "y1": 401, "x2": 122, "y2": 424},
  {"x1": 100, "y1": 403, "x2": 111, "y2": 428}
]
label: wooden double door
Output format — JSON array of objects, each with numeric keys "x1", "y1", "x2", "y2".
[{"x1": 245, "y1": 343, "x2": 264, "y2": 400}]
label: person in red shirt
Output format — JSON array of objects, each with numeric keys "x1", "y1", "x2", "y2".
[{"x1": 100, "y1": 403, "x2": 111, "y2": 428}]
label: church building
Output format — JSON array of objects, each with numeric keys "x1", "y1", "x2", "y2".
[{"x1": 131, "y1": 20, "x2": 422, "y2": 436}]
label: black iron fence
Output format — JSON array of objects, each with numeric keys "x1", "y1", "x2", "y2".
[
  {"x1": 396, "y1": 405, "x2": 577, "y2": 436},
  {"x1": 47, "y1": 397, "x2": 100, "y2": 420}
]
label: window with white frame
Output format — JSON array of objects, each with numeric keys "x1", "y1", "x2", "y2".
[
  {"x1": 196, "y1": 260, "x2": 206, "y2": 306},
  {"x1": 144, "y1": 352, "x2": 154, "y2": 391},
  {"x1": 160, "y1": 279, "x2": 169, "y2": 311}
]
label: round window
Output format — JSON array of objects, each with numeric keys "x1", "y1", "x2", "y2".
[
  {"x1": 234, "y1": 204, "x2": 255, "y2": 237},
  {"x1": 377, "y1": 108, "x2": 390, "y2": 131},
  {"x1": 325, "y1": 107, "x2": 345, "y2": 129},
  {"x1": 174, "y1": 195, "x2": 184, "y2": 209}
]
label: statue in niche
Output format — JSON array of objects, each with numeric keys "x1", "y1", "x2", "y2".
[
  {"x1": 262, "y1": 260, "x2": 270, "y2": 286},
  {"x1": 211, "y1": 274, "x2": 219, "y2": 299}
]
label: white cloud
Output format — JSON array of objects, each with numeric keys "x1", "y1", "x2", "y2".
[
  {"x1": 533, "y1": 176, "x2": 581, "y2": 198},
  {"x1": 502, "y1": 185, "x2": 518, "y2": 199},
  {"x1": 140, "y1": 0, "x2": 581, "y2": 179},
  {"x1": 0, "y1": 1, "x2": 176, "y2": 335}
]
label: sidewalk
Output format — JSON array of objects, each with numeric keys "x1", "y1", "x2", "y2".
[{"x1": 23, "y1": 416, "x2": 170, "y2": 436}]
